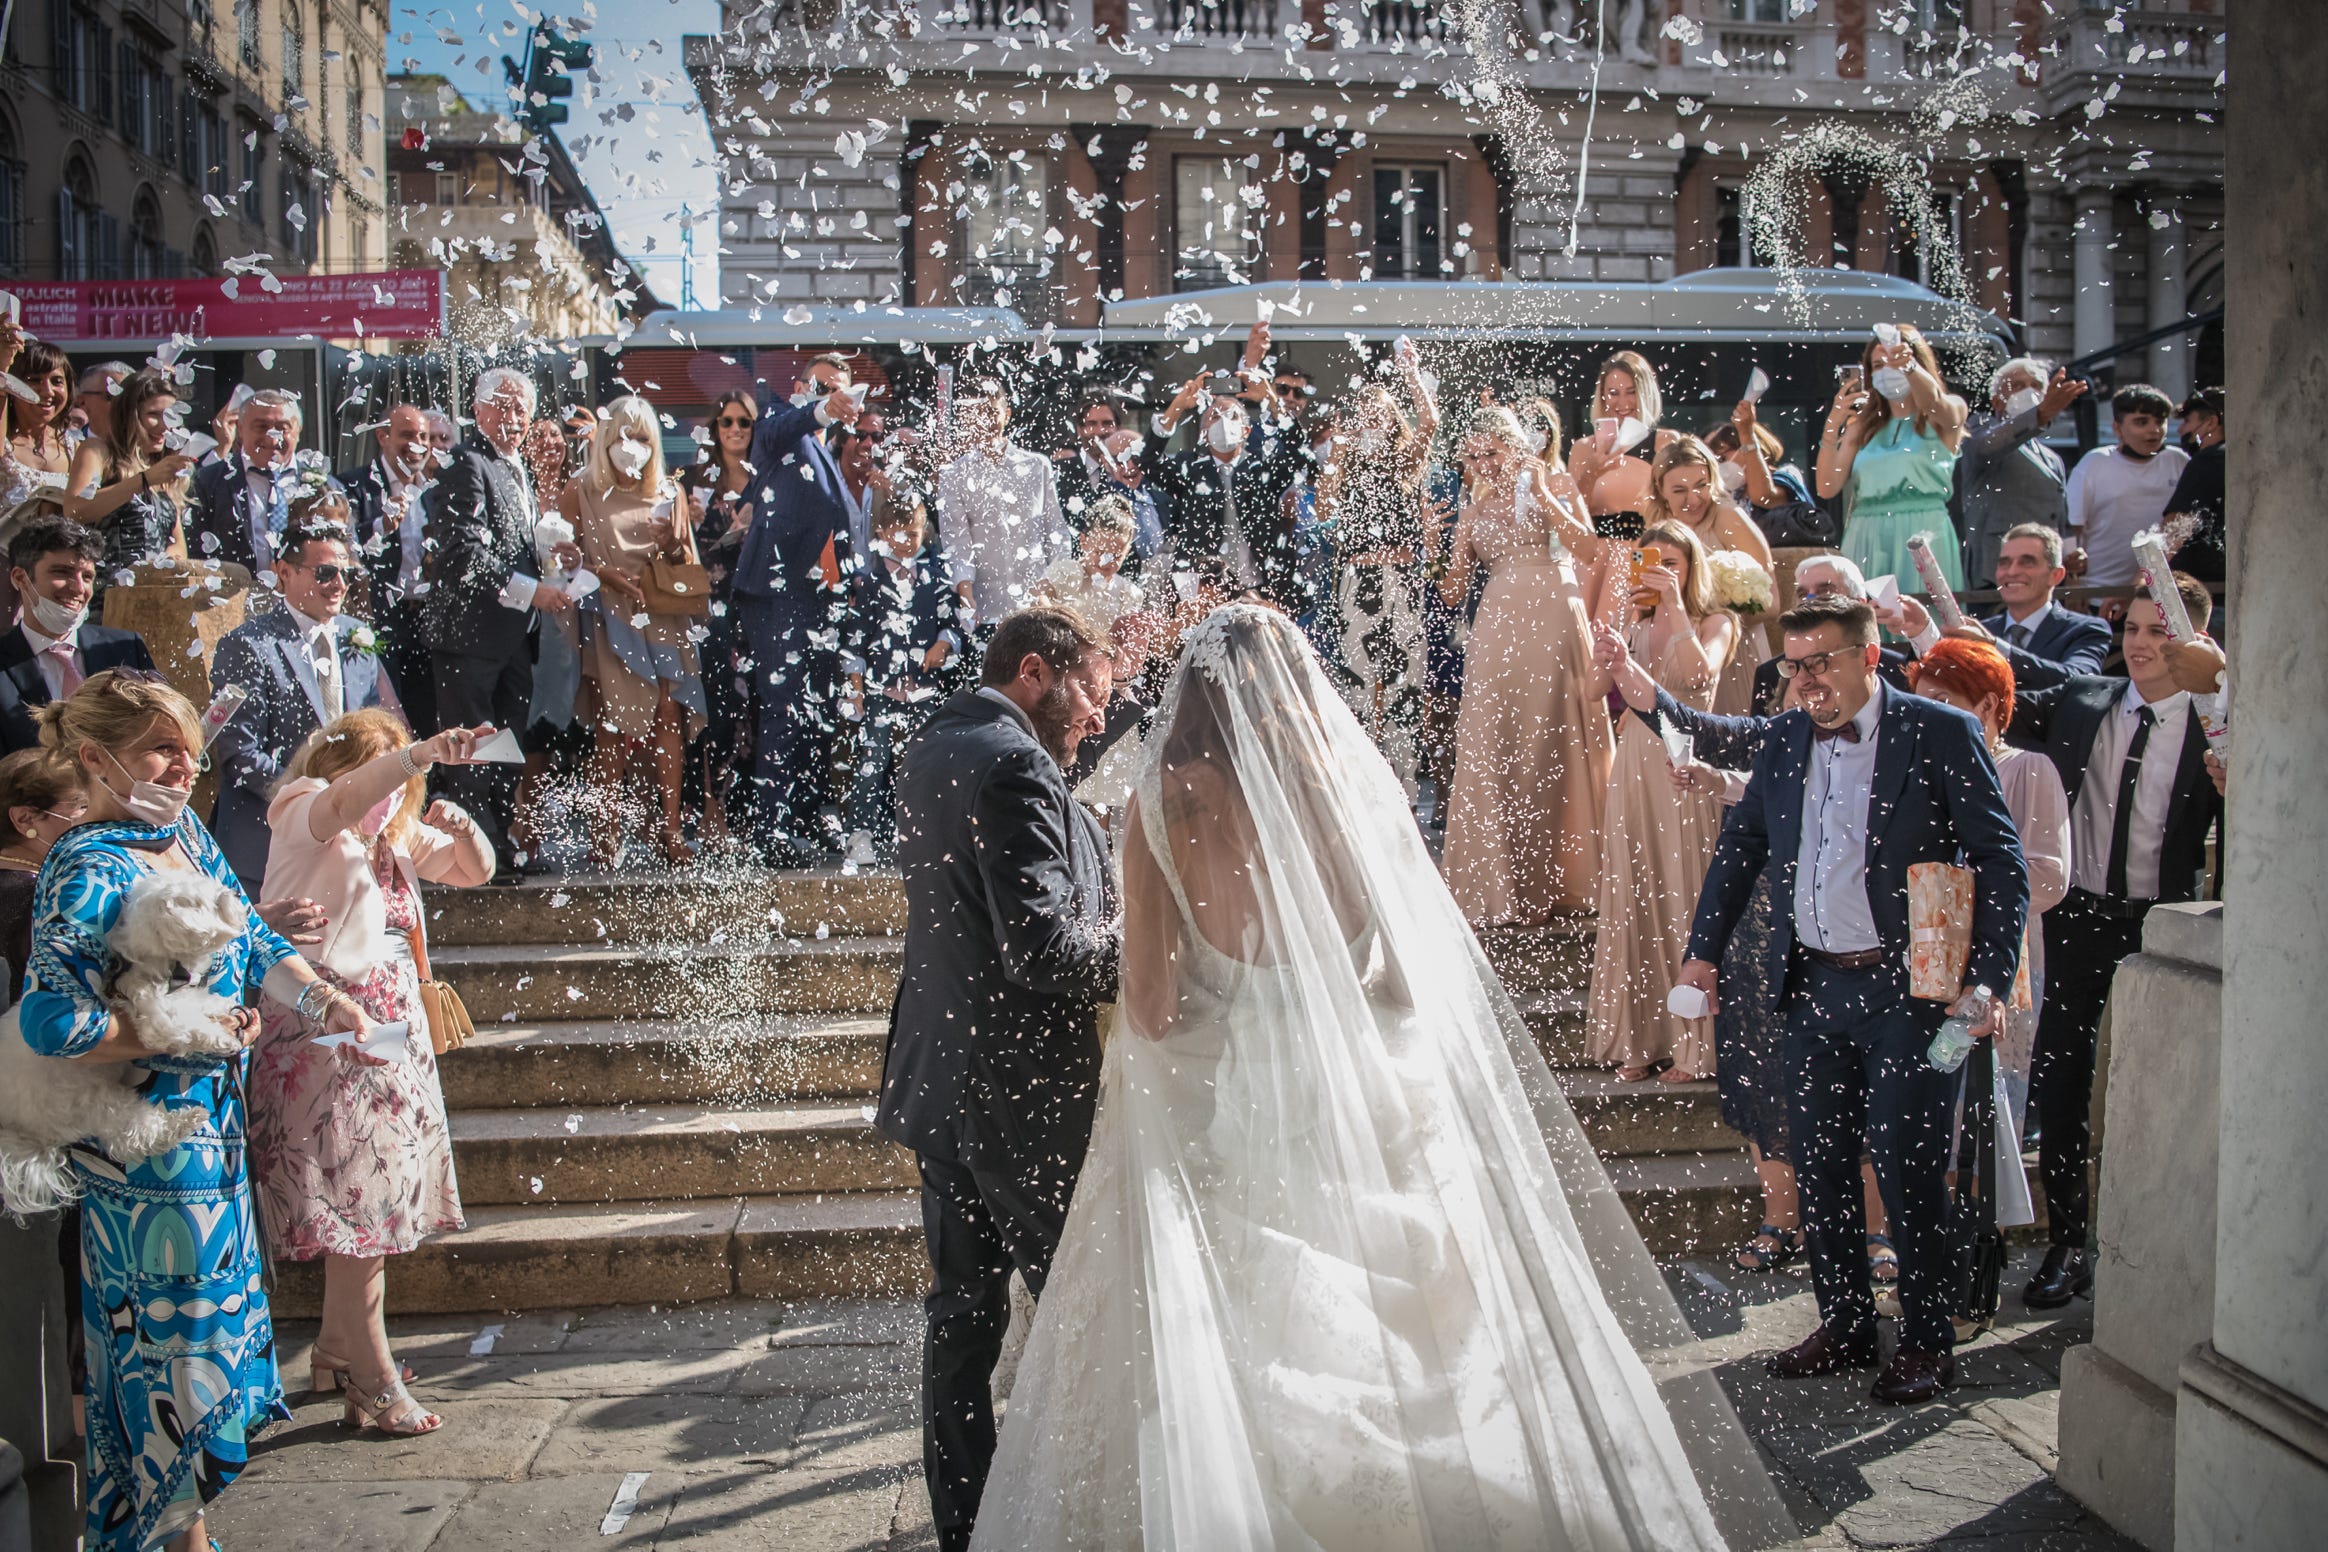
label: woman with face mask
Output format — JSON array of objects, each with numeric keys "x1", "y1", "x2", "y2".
[
  {"x1": 1815, "y1": 323, "x2": 1970, "y2": 599},
  {"x1": 562, "y1": 395, "x2": 710, "y2": 868},
  {"x1": 19, "y1": 670, "x2": 370, "y2": 1552},
  {"x1": 61, "y1": 367, "x2": 196, "y2": 589},
  {"x1": 246, "y1": 708, "x2": 494, "y2": 1439}
]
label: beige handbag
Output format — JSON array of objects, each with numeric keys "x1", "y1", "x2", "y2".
[
  {"x1": 640, "y1": 517, "x2": 713, "y2": 618},
  {"x1": 403, "y1": 875, "x2": 474, "y2": 1056}
]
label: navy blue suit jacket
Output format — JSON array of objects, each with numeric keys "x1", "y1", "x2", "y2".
[
  {"x1": 1980, "y1": 600, "x2": 2113, "y2": 691},
  {"x1": 1668, "y1": 685, "x2": 2029, "y2": 1015},
  {"x1": 737, "y1": 402, "x2": 852, "y2": 608},
  {"x1": 208, "y1": 607, "x2": 387, "y2": 885},
  {"x1": 0, "y1": 624, "x2": 155, "y2": 754}
]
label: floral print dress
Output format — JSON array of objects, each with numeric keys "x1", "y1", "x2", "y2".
[{"x1": 248, "y1": 844, "x2": 464, "y2": 1259}]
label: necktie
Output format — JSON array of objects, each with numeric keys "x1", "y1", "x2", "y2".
[
  {"x1": 1813, "y1": 720, "x2": 1862, "y2": 744},
  {"x1": 44, "y1": 640, "x2": 83, "y2": 697},
  {"x1": 313, "y1": 629, "x2": 344, "y2": 720},
  {"x1": 2009, "y1": 625, "x2": 2032, "y2": 648},
  {"x1": 2104, "y1": 704, "x2": 2156, "y2": 899}
]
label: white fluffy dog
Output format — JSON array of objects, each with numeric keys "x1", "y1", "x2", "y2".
[{"x1": 0, "y1": 869, "x2": 255, "y2": 1217}]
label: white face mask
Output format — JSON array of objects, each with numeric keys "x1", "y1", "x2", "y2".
[
  {"x1": 1717, "y1": 459, "x2": 1747, "y2": 495},
  {"x1": 27, "y1": 591, "x2": 88, "y2": 639},
  {"x1": 1873, "y1": 366, "x2": 1913, "y2": 402},
  {"x1": 610, "y1": 437, "x2": 651, "y2": 478},
  {"x1": 2002, "y1": 386, "x2": 2043, "y2": 420},
  {"x1": 101, "y1": 745, "x2": 192, "y2": 828},
  {"x1": 1206, "y1": 414, "x2": 1247, "y2": 456}
]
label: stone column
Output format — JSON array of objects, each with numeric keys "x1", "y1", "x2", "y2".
[
  {"x1": 2055, "y1": 904, "x2": 2223, "y2": 1551},
  {"x1": 2072, "y1": 186, "x2": 2115, "y2": 365},
  {"x1": 2175, "y1": 0, "x2": 2328, "y2": 1544},
  {"x1": 2146, "y1": 198, "x2": 2190, "y2": 402}
]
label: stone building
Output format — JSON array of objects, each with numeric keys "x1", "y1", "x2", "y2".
[
  {"x1": 383, "y1": 75, "x2": 657, "y2": 346},
  {"x1": 685, "y1": 0, "x2": 2225, "y2": 394},
  {"x1": 0, "y1": 0, "x2": 390, "y2": 281}
]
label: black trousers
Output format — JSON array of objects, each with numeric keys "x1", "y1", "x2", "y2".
[
  {"x1": 433, "y1": 647, "x2": 532, "y2": 865},
  {"x1": 1785, "y1": 955, "x2": 1959, "y2": 1354},
  {"x1": 915, "y1": 1153, "x2": 1072, "y2": 1552},
  {"x1": 378, "y1": 598, "x2": 439, "y2": 737},
  {"x1": 2032, "y1": 889, "x2": 2146, "y2": 1248}
]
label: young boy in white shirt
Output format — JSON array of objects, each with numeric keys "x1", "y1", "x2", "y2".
[{"x1": 2064, "y1": 383, "x2": 2189, "y2": 588}]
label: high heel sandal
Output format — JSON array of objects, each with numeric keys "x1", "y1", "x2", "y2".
[
  {"x1": 343, "y1": 1375, "x2": 442, "y2": 1436},
  {"x1": 309, "y1": 1348, "x2": 415, "y2": 1396},
  {"x1": 654, "y1": 825, "x2": 698, "y2": 867}
]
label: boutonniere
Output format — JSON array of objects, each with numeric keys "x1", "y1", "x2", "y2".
[{"x1": 345, "y1": 622, "x2": 380, "y2": 658}]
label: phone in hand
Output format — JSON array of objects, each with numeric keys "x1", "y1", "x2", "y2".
[
  {"x1": 1835, "y1": 365, "x2": 1865, "y2": 394},
  {"x1": 1630, "y1": 544, "x2": 1667, "y2": 610}
]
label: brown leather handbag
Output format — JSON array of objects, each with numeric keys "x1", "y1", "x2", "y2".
[
  {"x1": 640, "y1": 516, "x2": 713, "y2": 618},
  {"x1": 404, "y1": 884, "x2": 474, "y2": 1057}
]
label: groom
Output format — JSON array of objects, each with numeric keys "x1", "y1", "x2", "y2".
[
  {"x1": 877, "y1": 604, "x2": 1121, "y2": 1552},
  {"x1": 1664, "y1": 594, "x2": 2027, "y2": 1404}
]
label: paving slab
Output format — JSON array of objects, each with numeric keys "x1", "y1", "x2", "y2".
[
  {"x1": 661, "y1": 1467, "x2": 911, "y2": 1551},
  {"x1": 429, "y1": 1470, "x2": 684, "y2": 1548},
  {"x1": 204, "y1": 1478, "x2": 468, "y2": 1551},
  {"x1": 243, "y1": 1396, "x2": 569, "y2": 1482},
  {"x1": 409, "y1": 1348, "x2": 759, "y2": 1400},
  {"x1": 526, "y1": 1394, "x2": 811, "y2": 1477},
  {"x1": 734, "y1": 1342, "x2": 917, "y2": 1396},
  {"x1": 785, "y1": 1390, "x2": 921, "y2": 1474}
]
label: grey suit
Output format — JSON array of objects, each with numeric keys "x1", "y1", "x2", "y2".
[
  {"x1": 209, "y1": 607, "x2": 387, "y2": 887},
  {"x1": 1956, "y1": 407, "x2": 2068, "y2": 589}
]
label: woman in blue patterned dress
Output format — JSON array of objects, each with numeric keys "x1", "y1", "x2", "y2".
[{"x1": 17, "y1": 670, "x2": 371, "y2": 1552}]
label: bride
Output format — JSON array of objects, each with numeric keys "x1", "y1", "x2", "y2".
[{"x1": 973, "y1": 605, "x2": 1792, "y2": 1551}]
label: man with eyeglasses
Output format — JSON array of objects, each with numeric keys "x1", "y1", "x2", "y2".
[
  {"x1": 1053, "y1": 393, "x2": 1165, "y2": 568},
  {"x1": 1623, "y1": 593, "x2": 2028, "y2": 1406},
  {"x1": 208, "y1": 520, "x2": 392, "y2": 890}
]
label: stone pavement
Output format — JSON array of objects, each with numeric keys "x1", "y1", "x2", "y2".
[{"x1": 217, "y1": 1244, "x2": 2136, "y2": 1552}]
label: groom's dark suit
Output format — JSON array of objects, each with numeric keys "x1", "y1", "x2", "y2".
[
  {"x1": 879, "y1": 686, "x2": 1120, "y2": 1552},
  {"x1": 1668, "y1": 683, "x2": 2027, "y2": 1359}
]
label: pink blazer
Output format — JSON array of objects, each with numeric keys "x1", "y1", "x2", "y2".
[{"x1": 259, "y1": 777, "x2": 465, "y2": 981}]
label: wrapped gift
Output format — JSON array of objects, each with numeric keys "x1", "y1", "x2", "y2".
[{"x1": 1906, "y1": 861, "x2": 1972, "y2": 1001}]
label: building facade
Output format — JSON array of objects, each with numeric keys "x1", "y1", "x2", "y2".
[
  {"x1": 1, "y1": 0, "x2": 390, "y2": 282},
  {"x1": 384, "y1": 75, "x2": 656, "y2": 346},
  {"x1": 686, "y1": 0, "x2": 2224, "y2": 395}
]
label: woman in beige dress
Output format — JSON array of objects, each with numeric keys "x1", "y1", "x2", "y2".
[
  {"x1": 1440, "y1": 406, "x2": 1610, "y2": 925},
  {"x1": 1585, "y1": 520, "x2": 1738, "y2": 1082},
  {"x1": 1644, "y1": 434, "x2": 1772, "y2": 715},
  {"x1": 560, "y1": 395, "x2": 708, "y2": 869}
]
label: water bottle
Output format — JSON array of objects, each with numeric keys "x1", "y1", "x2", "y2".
[{"x1": 1928, "y1": 985, "x2": 1995, "y2": 1074}]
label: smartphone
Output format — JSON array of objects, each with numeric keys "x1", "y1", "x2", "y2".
[
  {"x1": 1836, "y1": 365, "x2": 1865, "y2": 393},
  {"x1": 1629, "y1": 543, "x2": 1666, "y2": 609}
]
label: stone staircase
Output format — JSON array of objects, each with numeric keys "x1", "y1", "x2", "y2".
[{"x1": 273, "y1": 876, "x2": 1756, "y2": 1316}]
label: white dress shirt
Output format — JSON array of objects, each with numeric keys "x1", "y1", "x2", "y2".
[
  {"x1": 17, "y1": 621, "x2": 80, "y2": 701},
  {"x1": 285, "y1": 604, "x2": 345, "y2": 719},
  {"x1": 1793, "y1": 684, "x2": 1887, "y2": 955},
  {"x1": 2069, "y1": 682, "x2": 2190, "y2": 900},
  {"x1": 938, "y1": 442, "x2": 1068, "y2": 624},
  {"x1": 378, "y1": 460, "x2": 429, "y2": 594}
]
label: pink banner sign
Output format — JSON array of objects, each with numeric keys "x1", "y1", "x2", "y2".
[{"x1": 15, "y1": 270, "x2": 445, "y2": 343}]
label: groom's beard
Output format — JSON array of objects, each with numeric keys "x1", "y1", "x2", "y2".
[{"x1": 1030, "y1": 681, "x2": 1078, "y2": 765}]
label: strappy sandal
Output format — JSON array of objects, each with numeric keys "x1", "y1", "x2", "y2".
[
  {"x1": 1734, "y1": 1225, "x2": 1802, "y2": 1274},
  {"x1": 1614, "y1": 1064, "x2": 1656, "y2": 1083},
  {"x1": 1866, "y1": 1233, "x2": 1901, "y2": 1288},
  {"x1": 308, "y1": 1347, "x2": 414, "y2": 1396},
  {"x1": 343, "y1": 1375, "x2": 443, "y2": 1436}
]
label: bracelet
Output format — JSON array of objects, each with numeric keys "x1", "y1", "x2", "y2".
[
  {"x1": 295, "y1": 980, "x2": 333, "y2": 1023},
  {"x1": 398, "y1": 745, "x2": 426, "y2": 778}
]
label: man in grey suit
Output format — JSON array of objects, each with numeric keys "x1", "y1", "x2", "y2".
[
  {"x1": 208, "y1": 521, "x2": 390, "y2": 890},
  {"x1": 1956, "y1": 359, "x2": 2086, "y2": 589},
  {"x1": 877, "y1": 606, "x2": 1119, "y2": 1552}
]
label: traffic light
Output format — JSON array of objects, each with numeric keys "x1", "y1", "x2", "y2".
[{"x1": 512, "y1": 26, "x2": 593, "y2": 132}]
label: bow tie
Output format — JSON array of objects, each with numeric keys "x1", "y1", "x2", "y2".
[{"x1": 1812, "y1": 721, "x2": 1862, "y2": 745}]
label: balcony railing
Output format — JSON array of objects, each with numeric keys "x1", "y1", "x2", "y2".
[
  {"x1": 2054, "y1": 10, "x2": 2223, "y2": 81},
  {"x1": 933, "y1": 0, "x2": 1060, "y2": 30},
  {"x1": 1710, "y1": 20, "x2": 1808, "y2": 76},
  {"x1": 1364, "y1": 0, "x2": 1449, "y2": 47},
  {"x1": 1164, "y1": 0, "x2": 1275, "y2": 43}
]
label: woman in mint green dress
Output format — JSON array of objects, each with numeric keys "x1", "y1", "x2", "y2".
[{"x1": 1815, "y1": 324, "x2": 1971, "y2": 592}]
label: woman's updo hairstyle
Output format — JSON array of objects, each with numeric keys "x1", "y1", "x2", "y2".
[{"x1": 36, "y1": 670, "x2": 203, "y2": 768}]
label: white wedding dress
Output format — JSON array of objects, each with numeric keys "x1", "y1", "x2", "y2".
[{"x1": 972, "y1": 607, "x2": 1792, "y2": 1552}]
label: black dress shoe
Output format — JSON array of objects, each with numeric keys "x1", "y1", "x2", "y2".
[
  {"x1": 1768, "y1": 1324, "x2": 1880, "y2": 1377},
  {"x1": 1872, "y1": 1347, "x2": 1956, "y2": 1405},
  {"x1": 2023, "y1": 1245, "x2": 2093, "y2": 1310}
]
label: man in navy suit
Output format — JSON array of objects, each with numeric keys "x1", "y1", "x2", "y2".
[
  {"x1": 208, "y1": 522, "x2": 390, "y2": 890},
  {"x1": 0, "y1": 518, "x2": 156, "y2": 754},
  {"x1": 735, "y1": 353, "x2": 863, "y2": 863},
  {"x1": 1665, "y1": 595, "x2": 2028, "y2": 1404},
  {"x1": 2002, "y1": 572, "x2": 2223, "y2": 1310},
  {"x1": 185, "y1": 388, "x2": 315, "y2": 582},
  {"x1": 1940, "y1": 524, "x2": 2113, "y2": 690}
]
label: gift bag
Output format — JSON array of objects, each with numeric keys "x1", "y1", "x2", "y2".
[{"x1": 1906, "y1": 861, "x2": 1972, "y2": 1001}]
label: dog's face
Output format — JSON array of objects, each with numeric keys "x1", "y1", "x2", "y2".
[{"x1": 112, "y1": 873, "x2": 249, "y2": 986}]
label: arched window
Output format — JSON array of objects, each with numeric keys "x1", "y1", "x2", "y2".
[
  {"x1": 282, "y1": 7, "x2": 304, "y2": 102},
  {"x1": 131, "y1": 190, "x2": 166, "y2": 279},
  {"x1": 191, "y1": 225, "x2": 219, "y2": 277},
  {"x1": 347, "y1": 72, "x2": 365, "y2": 154}
]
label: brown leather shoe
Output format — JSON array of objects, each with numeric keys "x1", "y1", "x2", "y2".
[
  {"x1": 1767, "y1": 1324, "x2": 1880, "y2": 1377},
  {"x1": 1871, "y1": 1347, "x2": 1957, "y2": 1405}
]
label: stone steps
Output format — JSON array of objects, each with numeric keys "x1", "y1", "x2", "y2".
[
  {"x1": 432, "y1": 937, "x2": 901, "y2": 1024},
  {"x1": 439, "y1": 1017, "x2": 889, "y2": 1111},
  {"x1": 426, "y1": 869, "x2": 907, "y2": 947},
  {"x1": 447, "y1": 1101, "x2": 915, "y2": 1207}
]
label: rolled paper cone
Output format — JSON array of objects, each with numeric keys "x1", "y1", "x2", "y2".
[
  {"x1": 1905, "y1": 534, "x2": 1963, "y2": 629},
  {"x1": 2130, "y1": 531, "x2": 2196, "y2": 641}
]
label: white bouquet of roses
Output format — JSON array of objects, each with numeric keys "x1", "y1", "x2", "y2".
[{"x1": 1705, "y1": 548, "x2": 1775, "y2": 615}]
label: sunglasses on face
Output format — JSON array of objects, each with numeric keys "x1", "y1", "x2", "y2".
[
  {"x1": 1082, "y1": 419, "x2": 1117, "y2": 432},
  {"x1": 715, "y1": 416, "x2": 753, "y2": 429},
  {"x1": 301, "y1": 564, "x2": 350, "y2": 584}
]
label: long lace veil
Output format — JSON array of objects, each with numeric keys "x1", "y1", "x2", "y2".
[{"x1": 978, "y1": 605, "x2": 1793, "y2": 1551}]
